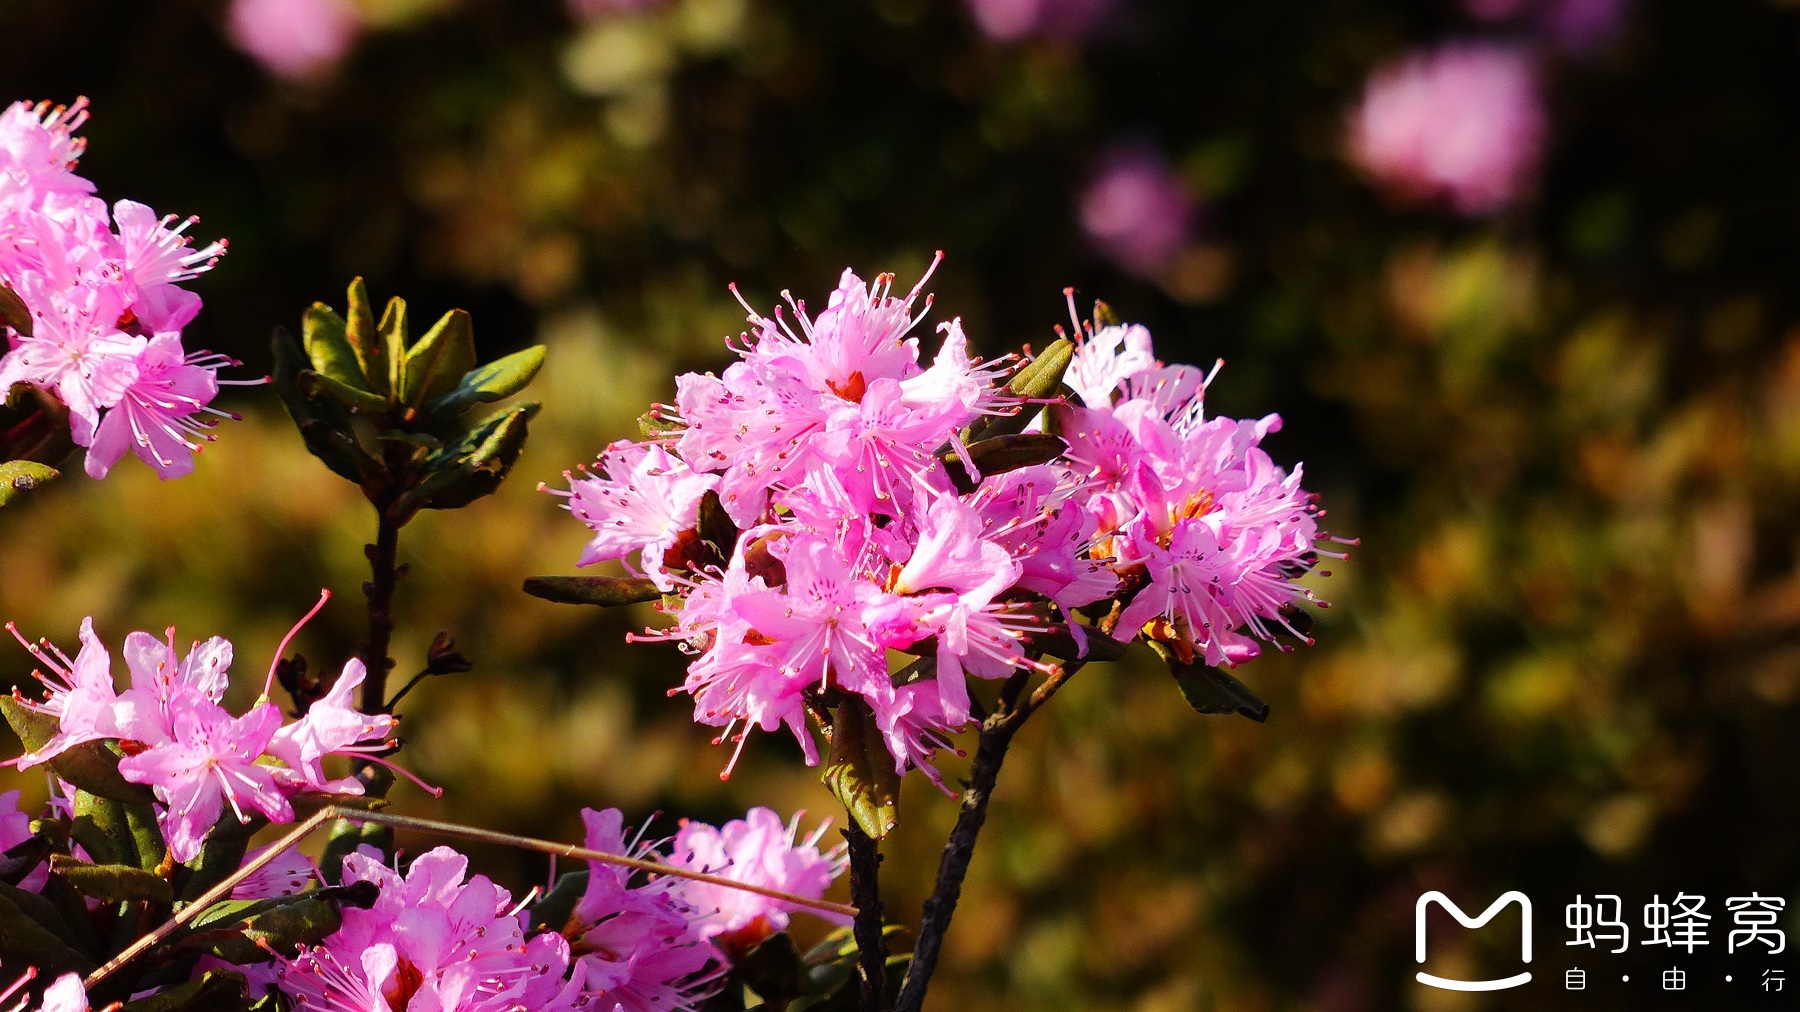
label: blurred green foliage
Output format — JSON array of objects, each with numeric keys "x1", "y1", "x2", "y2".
[{"x1": 5, "y1": 0, "x2": 1800, "y2": 1008}]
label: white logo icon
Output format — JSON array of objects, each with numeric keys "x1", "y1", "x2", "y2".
[{"x1": 1415, "y1": 890, "x2": 1534, "y2": 991}]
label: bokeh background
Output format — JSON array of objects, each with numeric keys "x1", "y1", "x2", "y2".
[{"x1": 6, "y1": 0, "x2": 1800, "y2": 1008}]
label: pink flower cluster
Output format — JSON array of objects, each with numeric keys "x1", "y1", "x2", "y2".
[
  {"x1": 556, "y1": 265, "x2": 1330, "y2": 784},
  {"x1": 1348, "y1": 43, "x2": 1547, "y2": 216},
  {"x1": 0, "y1": 99, "x2": 237, "y2": 480},
  {"x1": 2, "y1": 615, "x2": 419, "y2": 863},
  {"x1": 1055, "y1": 319, "x2": 1330, "y2": 667},
  {"x1": 270, "y1": 806, "x2": 842, "y2": 1011}
]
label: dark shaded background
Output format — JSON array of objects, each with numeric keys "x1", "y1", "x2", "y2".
[{"x1": 6, "y1": 0, "x2": 1800, "y2": 1008}]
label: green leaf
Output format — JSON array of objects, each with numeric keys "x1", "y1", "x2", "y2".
[
  {"x1": 733, "y1": 932, "x2": 806, "y2": 1004},
  {"x1": 0, "y1": 697, "x2": 155, "y2": 804},
  {"x1": 391, "y1": 402, "x2": 538, "y2": 518},
  {"x1": 377, "y1": 296, "x2": 409, "y2": 395},
  {"x1": 343, "y1": 277, "x2": 388, "y2": 396},
  {"x1": 181, "y1": 891, "x2": 352, "y2": 962},
  {"x1": 401, "y1": 309, "x2": 477, "y2": 408},
  {"x1": 117, "y1": 970, "x2": 251, "y2": 1012},
  {"x1": 272, "y1": 329, "x2": 366, "y2": 484},
  {"x1": 0, "y1": 886, "x2": 95, "y2": 978},
  {"x1": 301, "y1": 302, "x2": 372, "y2": 393},
  {"x1": 0, "y1": 880, "x2": 88, "y2": 956},
  {"x1": 964, "y1": 337, "x2": 1074, "y2": 442},
  {"x1": 70, "y1": 792, "x2": 132, "y2": 867},
  {"x1": 822, "y1": 698, "x2": 900, "y2": 841},
  {"x1": 50, "y1": 856, "x2": 173, "y2": 905},
  {"x1": 422, "y1": 345, "x2": 546, "y2": 418},
  {"x1": 697, "y1": 489, "x2": 740, "y2": 558},
  {"x1": 523, "y1": 575, "x2": 662, "y2": 607},
  {"x1": 527, "y1": 870, "x2": 589, "y2": 935},
  {"x1": 1149, "y1": 642, "x2": 1270, "y2": 722},
  {"x1": 1, "y1": 833, "x2": 49, "y2": 885},
  {"x1": 943, "y1": 433, "x2": 1067, "y2": 493},
  {"x1": 126, "y1": 803, "x2": 167, "y2": 872},
  {"x1": 296, "y1": 369, "x2": 391, "y2": 416},
  {"x1": 0, "y1": 460, "x2": 58, "y2": 506}
]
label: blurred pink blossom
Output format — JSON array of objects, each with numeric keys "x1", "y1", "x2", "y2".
[
  {"x1": 966, "y1": 0, "x2": 1115, "y2": 43},
  {"x1": 1466, "y1": 0, "x2": 1631, "y2": 54},
  {"x1": 1079, "y1": 147, "x2": 1195, "y2": 277},
  {"x1": 227, "y1": 0, "x2": 361, "y2": 80},
  {"x1": 1349, "y1": 43, "x2": 1547, "y2": 216}
]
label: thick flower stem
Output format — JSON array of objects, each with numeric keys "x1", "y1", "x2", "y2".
[
  {"x1": 358, "y1": 510, "x2": 402, "y2": 715},
  {"x1": 895, "y1": 661, "x2": 1085, "y2": 1012},
  {"x1": 844, "y1": 820, "x2": 888, "y2": 1012}
]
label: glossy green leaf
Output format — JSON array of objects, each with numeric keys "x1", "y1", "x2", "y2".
[
  {"x1": 0, "y1": 459, "x2": 58, "y2": 506},
  {"x1": 296, "y1": 369, "x2": 390, "y2": 415},
  {"x1": 70, "y1": 791, "x2": 132, "y2": 867},
  {"x1": 527, "y1": 870, "x2": 590, "y2": 935},
  {"x1": 943, "y1": 433, "x2": 1067, "y2": 493},
  {"x1": 51, "y1": 855, "x2": 173, "y2": 904},
  {"x1": 822, "y1": 698, "x2": 900, "y2": 841},
  {"x1": 401, "y1": 308, "x2": 477, "y2": 408},
  {"x1": 377, "y1": 296, "x2": 409, "y2": 394},
  {"x1": 1149, "y1": 642, "x2": 1270, "y2": 722},
  {"x1": 964, "y1": 337, "x2": 1074, "y2": 442},
  {"x1": 182, "y1": 891, "x2": 349, "y2": 962},
  {"x1": 343, "y1": 277, "x2": 387, "y2": 396},
  {"x1": 301, "y1": 302, "x2": 372, "y2": 393},
  {"x1": 0, "y1": 697, "x2": 155, "y2": 804},
  {"x1": 522, "y1": 574, "x2": 661, "y2": 607},
  {"x1": 422, "y1": 345, "x2": 546, "y2": 418},
  {"x1": 271, "y1": 329, "x2": 364, "y2": 484},
  {"x1": 392, "y1": 402, "x2": 537, "y2": 518},
  {"x1": 734, "y1": 932, "x2": 807, "y2": 1004},
  {"x1": 0, "y1": 887, "x2": 94, "y2": 977}
]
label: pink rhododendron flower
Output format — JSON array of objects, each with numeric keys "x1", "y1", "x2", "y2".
[
  {"x1": 4, "y1": 617, "x2": 121, "y2": 768},
  {"x1": 3, "y1": 615, "x2": 423, "y2": 865},
  {"x1": 227, "y1": 0, "x2": 362, "y2": 81},
  {"x1": 117, "y1": 698, "x2": 292, "y2": 863},
  {"x1": 1079, "y1": 148, "x2": 1195, "y2": 277},
  {"x1": 667, "y1": 808, "x2": 847, "y2": 958},
  {"x1": 233, "y1": 843, "x2": 320, "y2": 900},
  {"x1": 1349, "y1": 43, "x2": 1547, "y2": 215},
  {"x1": 0, "y1": 789, "x2": 31, "y2": 853},
  {"x1": 276, "y1": 846, "x2": 582, "y2": 1012},
  {"x1": 571, "y1": 808, "x2": 721, "y2": 1010},
  {"x1": 557, "y1": 440, "x2": 720, "y2": 589}
]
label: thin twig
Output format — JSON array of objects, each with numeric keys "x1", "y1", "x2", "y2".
[
  {"x1": 384, "y1": 666, "x2": 433, "y2": 710},
  {"x1": 843, "y1": 821, "x2": 887, "y2": 1012},
  {"x1": 84, "y1": 806, "x2": 860, "y2": 990},
  {"x1": 894, "y1": 660, "x2": 1086, "y2": 1012}
]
